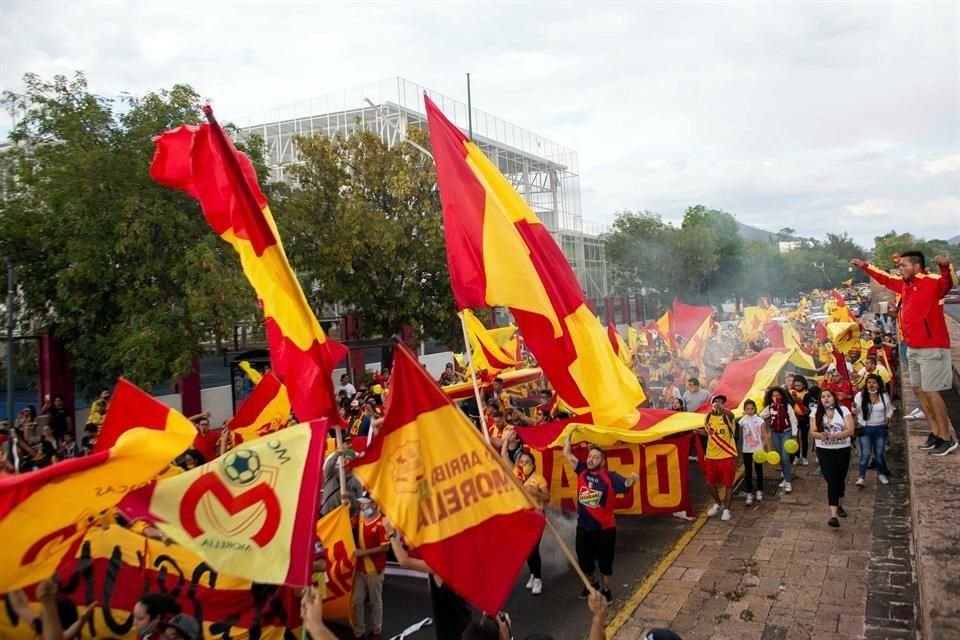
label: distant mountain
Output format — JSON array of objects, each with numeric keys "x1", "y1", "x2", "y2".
[{"x1": 949, "y1": 234, "x2": 960, "y2": 245}]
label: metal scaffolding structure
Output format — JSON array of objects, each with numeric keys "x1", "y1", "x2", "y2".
[{"x1": 237, "y1": 77, "x2": 609, "y2": 299}]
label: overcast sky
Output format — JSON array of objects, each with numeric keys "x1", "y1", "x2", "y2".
[{"x1": 2, "y1": 1, "x2": 958, "y2": 248}]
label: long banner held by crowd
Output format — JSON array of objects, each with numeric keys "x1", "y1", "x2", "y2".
[
  {"x1": 532, "y1": 433, "x2": 695, "y2": 516},
  {"x1": 0, "y1": 526, "x2": 300, "y2": 640}
]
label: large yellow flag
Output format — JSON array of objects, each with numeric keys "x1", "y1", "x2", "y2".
[
  {"x1": 827, "y1": 322, "x2": 861, "y2": 355},
  {"x1": 0, "y1": 384, "x2": 196, "y2": 591},
  {"x1": 126, "y1": 421, "x2": 326, "y2": 586}
]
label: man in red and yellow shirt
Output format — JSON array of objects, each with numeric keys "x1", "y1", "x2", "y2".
[
  {"x1": 353, "y1": 494, "x2": 390, "y2": 640},
  {"x1": 697, "y1": 394, "x2": 738, "y2": 521}
]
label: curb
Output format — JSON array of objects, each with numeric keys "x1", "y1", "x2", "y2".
[{"x1": 605, "y1": 473, "x2": 744, "y2": 638}]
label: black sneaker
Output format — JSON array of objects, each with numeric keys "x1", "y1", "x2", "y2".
[
  {"x1": 930, "y1": 440, "x2": 959, "y2": 457},
  {"x1": 828, "y1": 517, "x2": 839, "y2": 528},
  {"x1": 601, "y1": 588, "x2": 613, "y2": 603},
  {"x1": 579, "y1": 582, "x2": 599, "y2": 599},
  {"x1": 920, "y1": 434, "x2": 941, "y2": 450},
  {"x1": 837, "y1": 505, "x2": 847, "y2": 518}
]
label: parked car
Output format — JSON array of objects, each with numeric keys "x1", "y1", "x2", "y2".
[{"x1": 945, "y1": 289, "x2": 960, "y2": 304}]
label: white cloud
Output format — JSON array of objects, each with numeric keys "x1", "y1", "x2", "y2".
[
  {"x1": 923, "y1": 155, "x2": 960, "y2": 175},
  {"x1": 1, "y1": 1, "x2": 958, "y2": 248}
]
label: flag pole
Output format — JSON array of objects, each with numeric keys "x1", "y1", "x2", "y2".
[
  {"x1": 485, "y1": 423, "x2": 597, "y2": 594},
  {"x1": 459, "y1": 312, "x2": 493, "y2": 445}
]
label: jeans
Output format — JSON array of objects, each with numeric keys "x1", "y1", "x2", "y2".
[
  {"x1": 771, "y1": 431, "x2": 794, "y2": 482},
  {"x1": 858, "y1": 425, "x2": 889, "y2": 477}
]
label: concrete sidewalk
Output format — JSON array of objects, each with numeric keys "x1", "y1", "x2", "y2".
[
  {"x1": 899, "y1": 317, "x2": 960, "y2": 640},
  {"x1": 612, "y1": 411, "x2": 919, "y2": 640}
]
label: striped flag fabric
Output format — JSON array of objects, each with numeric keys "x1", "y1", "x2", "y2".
[
  {"x1": 425, "y1": 96, "x2": 644, "y2": 426},
  {"x1": 150, "y1": 109, "x2": 347, "y2": 423},
  {"x1": 0, "y1": 384, "x2": 196, "y2": 591},
  {"x1": 226, "y1": 369, "x2": 292, "y2": 444}
]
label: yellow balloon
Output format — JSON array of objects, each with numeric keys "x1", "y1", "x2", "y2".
[
  {"x1": 766, "y1": 450, "x2": 781, "y2": 465},
  {"x1": 783, "y1": 438, "x2": 800, "y2": 454},
  {"x1": 751, "y1": 450, "x2": 767, "y2": 464}
]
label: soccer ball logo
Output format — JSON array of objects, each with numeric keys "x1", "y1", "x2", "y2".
[{"x1": 222, "y1": 449, "x2": 261, "y2": 485}]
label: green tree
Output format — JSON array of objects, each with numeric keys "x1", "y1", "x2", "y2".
[
  {"x1": 604, "y1": 210, "x2": 671, "y2": 296},
  {"x1": 0, "y1": 72, "x2": 253, "y2": 394},
  {"x1": 872, "y1": 230, "x2": 960, "y2": 270},
  {"x1": 680, "y1": 205, "x2": 744, "y2": 302},
  {"x1": 277, "y1": 126, "x2": 458, "y2": 346}
]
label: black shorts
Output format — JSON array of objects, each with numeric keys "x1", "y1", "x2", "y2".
[{"x1": 575, "y1": 526, "x2": 617, "y2": 576}]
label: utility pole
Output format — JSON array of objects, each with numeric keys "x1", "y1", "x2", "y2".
[
  {"x1": 5, "y1": 257, "x2": 17, "y2": 471},
  {"x1": 466, "y1": 73, "x2": 473, "y2": 139}
]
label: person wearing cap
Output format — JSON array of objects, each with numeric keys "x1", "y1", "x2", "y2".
[
  {"x1": 352, "y1": 493, "x2": 389, "y2": 640},
  {"x1": 320, "y1": 437, "x2": 364, "y2": 517},
  {"x1": 697, "y1": 394, "x2": 738, "y2": 521},
  {"x1": 158, "y1": 614, "x2": 200, "y2": 640}
]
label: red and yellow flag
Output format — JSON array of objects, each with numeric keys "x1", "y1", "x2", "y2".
[
  {"x1": 830, "y1": 290, "x2": 856, "y2": 324},
  {"x1": 671, "y1": 301, "x2": 712, "y2": 344},
  {"x1": 462, "y1": 308, "x2": 519, "y2": 374},
  {"x1": 607, "y1": 322, "x2": 633, "y2": 368},
  {"x1": 94, "y1": 378, "x2": 192, "y2": 453},
  {"x1": 0, "y1": 525, "x2": 300, "y2": 639},
  {"x1": 313, "y1": 505, "x2": 356, "y2": 622},
  {"x1": 426, "y1": 97, "x2": 644, "y2": 425},
  {"x1": 352, "y1": 343, "x2": 545, "y2": 613},
  {"x1": 126, "y1": 421, "x2": 326, "y2": 586},
  {"x1": 626, "y1": 324, "x2": 645, "y2": 352},
  {"x1": 679, "y1": 314, "x2": 713, "y2": 368},
  {"x1": 654, "y1": 311, "x2": 674, "y2": 349},
  {"x1": 827, "y1": 321, "x2": 861, "y2": 355},
  {"x1": 150, "y1": 110, "x2": 347, "y2": 423},
  {"x1": 227, "y1": 369, "x2": 292, "y2": 445},
  {"x1": 0, "y1": 385, "x2": 196, "y2": 591}
]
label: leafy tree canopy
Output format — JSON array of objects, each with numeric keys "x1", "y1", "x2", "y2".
[{"x1": 0, "y1": 72, "x2": 254, "y2": 395}]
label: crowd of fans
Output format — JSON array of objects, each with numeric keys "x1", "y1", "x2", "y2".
[{"x1": 4, "y1": 249, "x2": 955, "y2": 640}]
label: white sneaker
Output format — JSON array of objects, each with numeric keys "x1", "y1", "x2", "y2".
[
  {"x1": 778, "y1": 479, "x2": 787, "y2": 488},
  {"x1": 784, "y1": 482, "x2": 792, "y2": 494},
  {"x1": 801, "y1": 457, "x2": 809, "y2": 466},
  {"x1": 906, "y1": 407, "x2": 921, "y2": 418},
  {"x1": 721, "y1": 508, "x2": 732, "y2": 521},
  {"x1": 707, "y1": 502, "x2": 722, "y2": 517},
  {"x1": 531, "y1": 578, "x2": 542, "y2": 595},
  {"x1": 525, "y1": 574, "x2": 535, "y2": 590},
  {"x1": 879, "y1": 474, "x2": 890, "y2": 485},
  {"x1": 905, "y1": 410, "x2": 926, "y2": 421},
  {"x1": 745, "y1": 494, "x2": 754, "y2": 506},
  {"x1": 856, "y1": 477, "x2": 865, "y2": 487},
  {"x1": 755, "y1": 490, "x2": 764, "y2": 502}
]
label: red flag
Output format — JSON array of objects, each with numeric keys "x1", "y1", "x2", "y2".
[
  {"x1": 671, "y1": 301, "x2": 713, "y2": 343},
  {"x1": 150, "y1": 110, "x2": 346, "y2": 423},
  {"x1": 226, "y1": 370, "x2": 292, "y2": 444},
  {"x1": 94, "y1": 378, "x2": 181, "y2": 453},
  {"x1": 763, "y1": 321, "x2": 785, "y2": 348},
  {"x1": 351, "y1": 343, "x2": 545, "y2": 613}
]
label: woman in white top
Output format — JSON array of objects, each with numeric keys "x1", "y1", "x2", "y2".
[
  {"x1": 853, "y1": 373, "x2": 894, "y2": 487},
  {"x1": 811, "y1": 388, "x2": 856, "y2": 529},
  {"x1": 737, "y1": 399, "x2": 771, "y2": 506}
]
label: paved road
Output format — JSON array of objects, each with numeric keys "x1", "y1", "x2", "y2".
[
  {"x1": 324, "y1": 464, "x2": 709, "y2": 639},
  {"x1": 946, "y1": 304, "x2": 960, "y2": 325}
]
